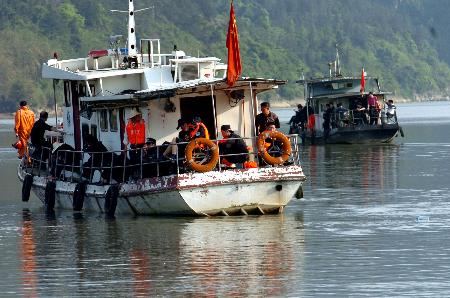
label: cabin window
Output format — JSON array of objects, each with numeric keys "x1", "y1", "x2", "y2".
[
  {"x1": 100, "y1": 110, "x2": 108, "y2": 131},
  {"x1": 331, "y1": 82, "x2": 350, "y2": 90},
  {"x1": 215, "y1": 69, "x2": 225, "y2": 78},
  {"x1": 109, "y1": 109, "x2": 118, "y2": 132},
  {"x1": 180, "y1": 65, "x2": 198, "y2": 81}
]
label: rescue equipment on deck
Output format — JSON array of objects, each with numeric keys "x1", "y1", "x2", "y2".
[
  {"x1": 22, "y1": 174, "x2": 33, "y2": 202},
  {"x1": 257, "y1": 131, "x2": 292, "y2": 165},
  {"x1": 185, "y1": 138, "x2": 219, "y2": 173}
]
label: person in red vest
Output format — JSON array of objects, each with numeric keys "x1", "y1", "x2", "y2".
[{"x1": 126, "y1": 110, "x2": 146, "y2": 167}]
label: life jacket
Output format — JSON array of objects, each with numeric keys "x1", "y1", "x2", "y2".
[
  {"x1": 189, "y1": 122, "x2": 210, "y2": 139},
  {"x1": 307, "y1": 114, "x2": 315, "y2": 130},
  {"x1": 126, "y1": 120, "x2": 146, "y2": 145}
]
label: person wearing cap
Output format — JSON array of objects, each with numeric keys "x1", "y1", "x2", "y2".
[
  {"x1": 126, "y1": 109, "x2": 146, "y2": 166},
  {"x1": 255, "y1": 102, "x2": 280, "y2": 135},
  {"x1": 219, "y1": 124, "x2": 249, "y2": 167},
  {"x1": 14, "y1": 100, "x2": 35, "y2": 159}
]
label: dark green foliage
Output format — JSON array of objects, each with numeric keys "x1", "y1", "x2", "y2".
[{"x1": 1, "y1": 0, "x2": 449, "y2": 112}]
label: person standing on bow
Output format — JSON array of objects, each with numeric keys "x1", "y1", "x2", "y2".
[
  {"x1": 126, "y1": 110, "x2": 146, "y2": 167},
  {"x1": 255, "y1": 102, "x2": 280, "y2": 135},
  {"x1": 14, "y1": 100, "x2": 35, "y2": 159},
  {"x1": 367, "y1": 92, "x2": 380, "y2": 125}
]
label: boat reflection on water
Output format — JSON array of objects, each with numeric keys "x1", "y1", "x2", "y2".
[
  {"x1": 20, "y1": 212, "x2": 305, "y2": 296},
  {"x1": 21, "y1": 210, "x2": 38, "y2": 298},
  {"x1": 303, "y1": 144, "x2": 400, "y2": 196},
  {"x1": 177, "y1": 215, "x2": 304, "y2": 296}
]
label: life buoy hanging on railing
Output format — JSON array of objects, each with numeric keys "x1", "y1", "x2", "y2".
[
  {"x1": 185, "y1": 138, "x2": 219, "y2": 173},
  {"x1": 257, "y1": 131, "x2": 292, "y2": 165}
]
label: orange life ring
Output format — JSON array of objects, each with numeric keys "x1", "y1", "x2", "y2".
[
  {"x1": 185, "y1": 138, "x2": 219, "y2": 172},
  {"x1": 257, "y1": 131, "x2": 292, "y2": 165}
]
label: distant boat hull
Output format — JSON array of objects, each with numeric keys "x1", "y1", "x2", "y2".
[
  {"x1": 19, "y1": 166, "x2": 305, "y2": 216},
  {"x1": 325, "y1": 124, "x2": 400, "y2": 144},
  {"x1": 301, "y1": 124, "x2": 400, "y2": 145}
]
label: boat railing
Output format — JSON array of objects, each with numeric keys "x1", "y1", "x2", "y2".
[
  {"x1": 330, "y1": 107, "x2": 398, "y2": 128},
  {"x1": 23, "y1": 135, "x2": 301, "y2": 185}
]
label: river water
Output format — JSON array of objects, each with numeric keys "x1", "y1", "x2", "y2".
[{"x1": 1, "y1": 102, "x2": 450, "y2": 297}]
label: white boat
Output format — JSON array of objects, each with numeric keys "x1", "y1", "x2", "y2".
[{"x1": 18, "y1": 0, "x2": 306, "y2": 216}]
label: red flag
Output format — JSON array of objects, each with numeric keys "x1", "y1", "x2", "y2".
[
  {"x1": 360, "y1": 67, "x2": 365, "y2": 93},
  {"x1": 226, "y1": 1, "x2": 242, "y2": 86}
]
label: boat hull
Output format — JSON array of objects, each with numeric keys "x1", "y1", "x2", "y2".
[
  {"x1": 302, "y1": 124, "x2": 400, "y2": 145},
  {"x1": 19, "y1": 166, "x2": 305, "y2": 216}
]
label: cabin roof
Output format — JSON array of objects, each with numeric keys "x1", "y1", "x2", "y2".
[
  {"x1": 296, "y1": 76, "x2": 377, "y2": 85},
  {"x1": 308, "y1": 91, "x2": 391, "y2": 100},
  {"x1": 80, "y1": 77, "x2": 286, "y2": 106}
]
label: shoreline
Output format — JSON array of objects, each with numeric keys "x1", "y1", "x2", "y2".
[{"x1": 1, "y1": 99, "x2": 448, "y2": 119}]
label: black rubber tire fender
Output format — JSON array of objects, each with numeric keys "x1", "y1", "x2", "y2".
[
  {"x1": 73, "y1": 182, "x2": 86, "y2": 211},
  {"x1": 22, "y1": 174, "x2": 33, "y2": 202},
  {"x1": 104, "y1": 185, "x2": 119, "y2": 217},
  {"x1": 44, "y1": 181, "x2": 56, "y2": 212}
]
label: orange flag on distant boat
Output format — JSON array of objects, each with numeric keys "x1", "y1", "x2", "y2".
[
  {"x1": 226, "y1": 1, "x2": 242, "y2": 87},
  {"x1": 360, "y1": 67, "x2": 365, "y2": 93}
]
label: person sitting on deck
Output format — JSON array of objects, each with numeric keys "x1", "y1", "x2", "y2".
[
  {"x1": 335, "y1": 103, "x2": 349, "y2": 127},
  {"x1": 353, "y1": 103, "x2": 368, "y2": 125},
  {"x1": 163, "y1": 118, "x2": 194, "y2": 161},
  {"x1": 81, "y1": 134, "x2": 132, "y2": 183},
  {"x1": 218, "y1": 124, "x2": 249, "y2": 168}
]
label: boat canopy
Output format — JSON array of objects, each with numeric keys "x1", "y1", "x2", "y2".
[{"x1": 80, "y1": 77, "x2": 286, "y2": 106}]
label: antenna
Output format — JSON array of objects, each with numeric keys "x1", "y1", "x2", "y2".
[
  {"x1": 335, "y1": 44, "x2": 341, "y2": 76},
  {"x1": 110, "y1": 1, "x2": 154, "y2": 58}
]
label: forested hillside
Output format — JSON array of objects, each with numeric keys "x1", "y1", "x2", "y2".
[{"x1": 1, "y1": 0, "x2": 450, "y2": 112}]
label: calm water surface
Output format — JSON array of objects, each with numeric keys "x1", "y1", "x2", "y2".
[{"x1": 1, "y1": 102, "x2": 450, "y2": 296}]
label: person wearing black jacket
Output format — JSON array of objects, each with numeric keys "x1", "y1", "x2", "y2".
[
  {"x1": 219, "y1": 125, "x2": 249, "y2": 166},
  {"x1": 255, "y1": 102, "x2": 280, "y2": 135}
]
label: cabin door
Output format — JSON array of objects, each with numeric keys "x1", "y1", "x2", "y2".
[{"x1": 180, "y1": 96, "x2": 217, "y2": 139}]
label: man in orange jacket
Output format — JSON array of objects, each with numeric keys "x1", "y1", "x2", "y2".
[{"x1": 14, "y1": 100, "x2": 35, "y2": 159}]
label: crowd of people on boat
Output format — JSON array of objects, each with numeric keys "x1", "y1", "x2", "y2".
[
  {"x1": 288, "y1": 92, "x2": 398, "y2": 140},
  {"x1": 14, "y1": 99, "x2": 290, "y2": 183}
]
